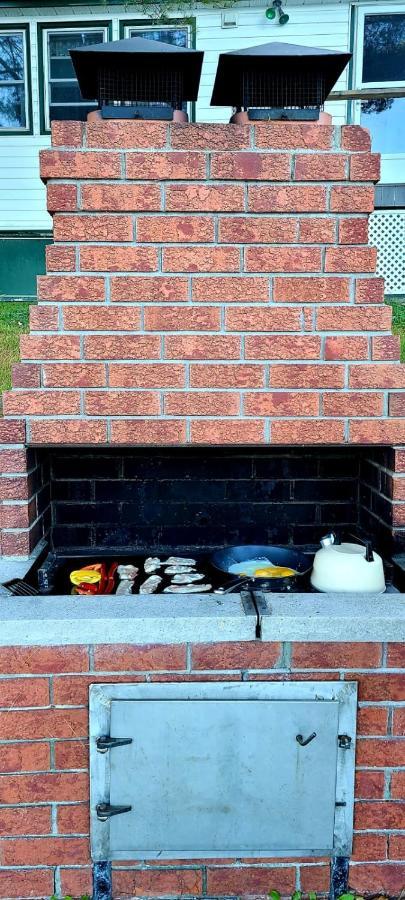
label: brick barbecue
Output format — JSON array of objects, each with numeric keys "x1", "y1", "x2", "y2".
[
  {"x1": 0, "y1": 119, "x2": 405, "y2": 900},
  {"x1": 1, "y1": 119, "x2": 405, "y2": 556}
]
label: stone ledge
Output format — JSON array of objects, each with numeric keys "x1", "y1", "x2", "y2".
[
  {"x1": 0, "y1": 592, "x2": 404, "y2": 645},
  {"x1": 261, "y1": 593, "x2": 405, "y2": 642},
  {"x1": 0, "y1": 594, "x2": 255, "y2": 645}
]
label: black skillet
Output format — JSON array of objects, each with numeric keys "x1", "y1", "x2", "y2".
[{"x1": 210, "y1": 544, "x2": 312, "y2": 594}]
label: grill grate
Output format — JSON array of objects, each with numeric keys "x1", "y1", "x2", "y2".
[{"x1": 2, "y1": 579, "x2": 39, "y2": 596}]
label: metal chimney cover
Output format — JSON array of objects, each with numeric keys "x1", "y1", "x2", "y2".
[
  {"x1": 210, "y1": 41, "x2": 351, "y2": 108},
  {"x1": 70, "y1": 36, "x2": 204, "y2": 102}
]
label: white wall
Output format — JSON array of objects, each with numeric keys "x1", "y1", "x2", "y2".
[
  {"x1": 0, "y1": 1, "x2": 351, "y2": 232},
  {"x1": 196, "y1": 3, "x2": 350, "y2": 122}
]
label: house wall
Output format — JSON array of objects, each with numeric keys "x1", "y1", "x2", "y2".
[
  {"x1": 0, "y1": 1, "x2": 351, "y2": 235},
  {"x1": 3, "y1": 0, "x2": 405, "y2": 297},
  {"x1": 0, "y1": 639, "x2": 404, "y2": 899}
]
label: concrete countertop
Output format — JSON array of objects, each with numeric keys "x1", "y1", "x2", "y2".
[
  {"x1": 0, "y1": 591, "x2": 404, "y2": 645},
  {"x1": 260, "y1": 593, "x2": 405, "y2": 642},
  {"x1": 0, "y1": 594, "x2": 255, "y2": 645}
]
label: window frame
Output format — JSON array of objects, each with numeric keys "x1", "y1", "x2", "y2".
[
  {"x1": 119, "y1": 18, "x2": 196, "y2": 122},
  {"x1": 0, "y1": 24, "x2": 32, "y2": 135},
  {"x1": 38, "y1": 20, "x2": 112, "y2": 134},
  {"x1": 353, "y1": 3, "x2": 405, "y2": 184}
]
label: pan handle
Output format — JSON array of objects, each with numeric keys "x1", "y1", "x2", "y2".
[{"x1": 214, "y1": 577, "x2": 250, "y2": 595}]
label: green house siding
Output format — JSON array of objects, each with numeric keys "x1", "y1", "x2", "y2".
[{"x1": 0, "y1": 236, "x2": 51, "y2": 298}]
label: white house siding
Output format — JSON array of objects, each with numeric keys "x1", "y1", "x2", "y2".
[
  {"x1": 0, "y1": 137, "x2": 48, "y2": 229},
  {"x1": 0, "y1": 0, "x2": 351, "y2": 232},
  {"x1": 195, "y1": 3, "x2": 350, "y2": 122}
]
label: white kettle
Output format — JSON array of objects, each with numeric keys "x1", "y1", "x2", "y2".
[{"x1": 310, "y1": 533, "x2": 386, "y2": 594}]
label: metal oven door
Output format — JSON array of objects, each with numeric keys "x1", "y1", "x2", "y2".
[{"x1": 90, "y1": 681, "x2": 357, "y2": 861}]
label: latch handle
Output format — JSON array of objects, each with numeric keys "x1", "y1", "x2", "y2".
[
  {"x1": 96, "y1": 735, "x2": 133, "y2": 753},
  {"x1": 296, "y1": 731, "x2": 317, "y2": 746},
  {"x1": 96, "y1": 803, "x2": 132, "y2": 821}
]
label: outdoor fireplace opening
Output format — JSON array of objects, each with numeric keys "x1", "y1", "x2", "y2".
[{"x1": 25, "y1": 445, "x2": 403, "y2": 570}]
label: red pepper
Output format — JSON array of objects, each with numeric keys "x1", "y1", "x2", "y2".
[
  {"x1": 105, "y1": 562, "x2": 118, "y2": 594},
  {"x1": 71, "y1": 562, "x2": 118, "y2": 595},
  {"x1": 77, "y1": 581, "x2": 100, "y2": 595}
]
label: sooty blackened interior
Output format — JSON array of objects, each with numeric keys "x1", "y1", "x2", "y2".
[{"x1": 31, "y1": 446, "x2": 402, "y2": 557}]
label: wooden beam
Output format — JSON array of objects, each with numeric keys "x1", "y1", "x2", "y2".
[{"x1": 327, "y1": 87, "x2": 405, "y2": 101}]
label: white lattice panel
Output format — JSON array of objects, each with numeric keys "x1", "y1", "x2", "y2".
[{"x1": 369, "y1": 211, "x2": 405, "y2": 295}]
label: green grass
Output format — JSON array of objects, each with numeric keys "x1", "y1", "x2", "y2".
[
  {"x1": 0, "y1": 302, "x2": 31, "y2": 395},
  {"x1": 388, "y1": 296, "x2": 405, "y2": 362}
]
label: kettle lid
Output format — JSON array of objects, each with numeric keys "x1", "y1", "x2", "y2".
[{"x1": 332, "y1": 542, "x2": 367, "y2": 556}]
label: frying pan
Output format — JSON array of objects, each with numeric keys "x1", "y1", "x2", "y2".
[{"x1": 210, "y1": 544, "x2": 312, "y2": 594}]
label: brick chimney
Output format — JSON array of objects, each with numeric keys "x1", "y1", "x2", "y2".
[{"x1": 1, "y1": 118, "x2": 405, "y2": 556}]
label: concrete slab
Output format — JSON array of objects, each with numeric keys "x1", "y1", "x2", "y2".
[
  {"x1": 0, "y1": 593, "x2": 256, "y2": 645},
  {"x1": 0, "y1": 590, "x2": 404, "y2": 645},
  {"x1": 260, "y1": 593, "x2": 405, "y2": 642}
]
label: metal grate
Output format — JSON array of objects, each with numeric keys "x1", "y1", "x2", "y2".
[
  {"x1": 98, "y1": 66, "x2": 184, "y2": 104},
  {"x1": 240, "y1": 70, "x2": 325, "y2": 109},
  {"x1": 1, "y1": 579, "x2": 39, "y2": 596},
  {"x1": 369, "y1": 211, "x2": 405, "y2": 295}
]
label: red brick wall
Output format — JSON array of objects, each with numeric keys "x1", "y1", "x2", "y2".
[
  {"x1": 3, "y1": 119, "x2": 405, "y2": 448},
  {"x1": 0, "y1": 640, "x2": 404, "y2": 899}
]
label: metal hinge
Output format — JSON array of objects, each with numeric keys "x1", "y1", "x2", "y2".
[
  {"x1": 338, "y1": 734, "x2": 352, "y2": 749},
  {"x1": 96, "y1": 735, "x2": 133, "y2": 753},
  {"x1": 96, "y1": 803, "x2": 132, "y2": 821}
]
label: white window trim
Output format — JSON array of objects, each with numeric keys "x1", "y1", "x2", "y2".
[
  {"x1": 353, "y1": 3, "x2": 405, "y2": 184},
  {"x1": 42, "y1": 24, "x2": 109, "y2": 132},
  {"x1": 0, "y1": 28, "x2": 30, "y2": 133}
]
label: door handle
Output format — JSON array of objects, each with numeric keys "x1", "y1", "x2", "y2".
[
  {"x1": 296, "y1": 731, "x2": 317, "y2": 746},
  {"x1": 96, "y1": 803, "x2": 132, "y2": 821},
  {"x1": 96, "y1": 735, "x2": 132, "y2": 753}
]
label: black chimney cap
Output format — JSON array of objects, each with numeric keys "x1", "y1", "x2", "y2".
[
  {"x1": 210, "y1": 41, "x2": 351, "y2": 107},
  {"x1": 70, "y1": 36, "x2": 204, "y2": 102}
]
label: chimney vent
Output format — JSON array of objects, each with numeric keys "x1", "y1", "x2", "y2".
[
  {"x1": 210, "y1": 41, "x2": 351, "y2": 121},
  {"x1": 70, "y1": 36, "x2": 204, "y2": 121}
]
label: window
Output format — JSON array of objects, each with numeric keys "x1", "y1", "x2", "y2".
[
  {"x1": 362, "y1": 13, "x2": 405, "y2": 82},
  {"x1": 41, "y1": 25, "x2": 109, "y2": 131},
  {"x1": 0, "y1": 28, "x2": 30, "y2": 131},
  {"x1": 123, "y1": 25, "x2": 189, "y2": 48},
  {"x1": 354, "y1": 5, "x2": 405, "y2": 182}
]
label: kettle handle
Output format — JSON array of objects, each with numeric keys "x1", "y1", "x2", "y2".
[
  {"x1": 365, "y1": 541, "x2": 374, "y2": 562},
  {"x1": 347, "y1": 532, "x2": 375, "y2": 562}
]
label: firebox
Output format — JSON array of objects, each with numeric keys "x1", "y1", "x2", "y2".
[
  {"x1": 1, "y1": 445, "x2": 404, "y2": 600},
  {"x1": 34, "y1": 446, "x2": 401, "y2": 555}
]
